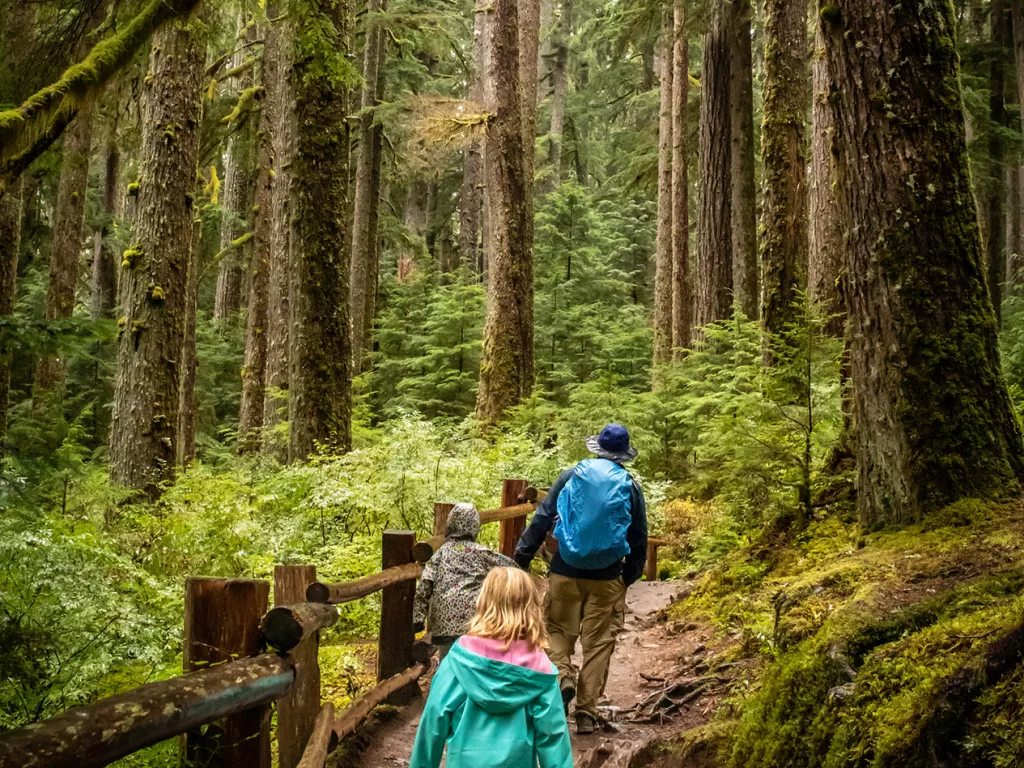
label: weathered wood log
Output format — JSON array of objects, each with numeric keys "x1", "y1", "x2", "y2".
[
  {"x1": 413, "y1": 534, "x2": 446, "y2": 563},
  {"x1": 275, "y1": 566, "x2": 322, "y2": 768},
  {"x1": 379, "y1": 531, "x2": 418, "y2": 705},
  {"x1": 0, "y1": 655, "x2": 294, "y2": 768},
  {"x1": 499, "y1": 479, "x2": 530, "y2": 556},
  {"x1": 305, "y1": 562, "x2": 423, "y2": 604},
  {"x1": 332, "y1": 663, "x2": 427, "y2": 741},
  {"x1": 478, "y1": 502, "x2": 536, "y2": 525},
  {"x1": 295, "y1": 702, "x2": 337, "y2": 768},
  {"x1": 261, "y1": 602, "x2": 339, "y2": 651},
  {"x1": 183, "y1": 577, "x2": 271, "y2": 767},
  {"x1": 645, "y1": 538, "x2": 667, "y2": 582}
]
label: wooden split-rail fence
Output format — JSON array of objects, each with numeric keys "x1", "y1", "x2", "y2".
[{"x1": 0, "y1": 479, "x2": 666, "y2": 768}]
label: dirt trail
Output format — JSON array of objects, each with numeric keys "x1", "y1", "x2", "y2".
[{"x1": 345, "y1": 581, "x2": 714, "y2": 768}]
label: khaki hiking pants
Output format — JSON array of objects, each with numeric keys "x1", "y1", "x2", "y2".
[{"x1": 545, "y1": 573, "x2": 627, "y2": 720}]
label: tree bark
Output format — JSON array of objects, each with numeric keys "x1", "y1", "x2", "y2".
[
  {"x1": 696, "y1": 3, "x2": 732, "y2": 328},
  {"x1": 729, "y1": 0, "x2": 757, "y2": 320},
  {"x1": 809, "y1": 23, "x2": 844, "y2": 337},
  {"x1": 109, "y1": 10, "x2": 207, "y2": 496},
  {"x1": 819, "y1": 0, "x2": 1024, "y2": 527},
  {"x1": 988, "y1": 0, "x2": 1010, "y2": 325},
  {"x1": 519, "y1": 0, "x2": 541, "y2": 205},
  {"x1": 545, "y1": 23, "x2": 568, "y2": 194},
  {"x1": 92, "y1": 129, "x2": 121, "y2": 320},
  {"x1": 1008, "y1": 163, "x2": 1022, "y2": 287},
  {"x1": 0, "y1": 178, "x2": 21, "y2": 447},
  {"x1": 653, "y1": 10, "x2": 674, "y2": 366},
  {"x1": 460, "y1": 0, "x2": 489, "y2": 270},
  {"x1": 671, "y1": 0, "x2": 691, "y2": 354},
  {"x1": 760, "y1": 0, "x2": 809, "y2": 351},
  {"x1": 1011, "y1": 0, "x2": 1024, "y2": 283},
  {"x1": 178, "y1": 218, "x2": 200, "y2": 467},
  {"x1": 349, "y1": 0, "x2": 386, "y2": 376},
  {"x1": 33, "y1": 104, "x2": 93, "y2": 400},
  {"x1": 289, "y1": 0, "x2": 353, "y2": 460},
  {"x1": 475, "y1": 0, "x2": 534, "y2": 426},
  {"x1": 263, "y1": 15, "x2": 294, "y2": 458},
  {"x1": 238, "y1": 18, "x2": 284, "y2": 454},
  {"x1": 213, "y1": 132, "x2": 252, "y2": 322}
]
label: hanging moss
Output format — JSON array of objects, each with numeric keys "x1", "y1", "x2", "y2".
[{"x1": 0, "y1": 0, "x2": 202, "y2": 165}]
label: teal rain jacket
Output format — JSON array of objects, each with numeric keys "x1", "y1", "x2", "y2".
[{"x1": 409, "y1": 642, "x2": 573, "y2": 768}]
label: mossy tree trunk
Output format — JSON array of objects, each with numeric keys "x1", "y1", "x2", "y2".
[
  {"x1": 1008, "y1": 162, "x2": 1021, "y2": 288},
  {"x1": 696, "y1": 2, "x2": 732, "y2": 329},
  {"x1": 288, "y1": 0, "x2": 353, "y2": 461},
  {"x1": 653, "y1": 8, "x2": 674, "y2": 367},
  {"x1": 33, "y1": 104, "x2": 93, "y2": 401},
  {"x1": 987, "y1": 0, "x2": 1010, "y2": 324},
  {"x1": 178, "y1": 218, "x2": 200, "y2": 467},
  {"x1": 92, "y1": 127, "x2": 121, "y2": 320},
  {"x1": 671, "y1": 0, "x2": 691, "y2": 355},
  {"x1": 1010, "y1": 0, "x2": 1024, "y2": 284},
  {"x1": 760, "y1": 0, "x2": 809, "y2": 354},
  {"x1": 110, "y1": 8, "x2": 207, "y2": 496},
  {"x1": 213, "y1": 121, "x2": 254, "y2": 322},
  {"x1": 459, "y1": 0, "x2": 489, "y2": 270},
  {"x1": 729, "y1": 0, "x2": 757, "y2": 321},
  {"x1": 238, "y1": 15, "x2": 283, "y2": 454},
  {"x1": 475, "y1": 0, "x2": 535, "y2": 426},
  {"x1": 809, "y1": 23, "x2": 844, "y2": 336},
  {"x1": 349, "y1": 0, "x2": 387, "y2": 376},
  {"x1": 819, "y1": 0, "x2": 1024, "y2": 527},
  {"x1": 544, "y1": 0, "x2": 569, "y2": 195},
  {"x1": 262, "y1": 14, "x2": 294, "y2": 458},
  {"x1": 519, "y1": 0, "x2": 540, "y2": 207}
]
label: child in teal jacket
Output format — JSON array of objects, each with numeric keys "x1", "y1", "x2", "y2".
[{"x1": 409, "y1": 567, "x2": 573, "y2": 768}]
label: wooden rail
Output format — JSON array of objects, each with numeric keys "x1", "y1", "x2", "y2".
[
  {"x1": 0, "y1": 655, "x2": 295, "y2": 768},
  {"x1": 305, "y1": 561, "x2": 423, "y2": 604}
]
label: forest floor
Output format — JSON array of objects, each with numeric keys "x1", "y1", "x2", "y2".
[{"x1": 329, "y1": 581, "x2": 737, "y2": 768}]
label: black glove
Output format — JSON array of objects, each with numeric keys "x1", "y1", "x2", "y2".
[
  {"x1": 514, "y1": 552, "x2": 533, "y2": 571},
  {"x1": 412, "y1": 620, "x2": 426, "y2": 634}
]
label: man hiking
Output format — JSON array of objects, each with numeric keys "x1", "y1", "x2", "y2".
[{"x1": 514, "y1": 423, "x2": 648, "y2": 735}]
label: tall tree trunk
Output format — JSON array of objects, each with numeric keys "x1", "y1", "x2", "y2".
[
  {"x1": 178, "y1": 218, "x2": 200, "y2": 467},
  {"x1": 671, "y1": 0, "x2": 691, "y2": 354},
  {"x1": 1008, "y1": 163, "x2": 1022, "y2": 287},
  {"x1": 33, "y1": 105, "x2": 93, "y2": 400},
  {"x1": 92, "y1": 129, "x2": 120, "y2": 320},
  {"x1": 460, "y1": 0, "x2": 488, "y2": 269},
  {"x1": 263, "y1": 14, "x2": 294, "y2": 457},
  {"x1": 1010, "y1": 0, "x2": 1024, "y2": 283},
  {"x1": 110, "y1": 10, "x2": 207, "y2": 496},
  {"x1": 475, "y1": 0, "x2": 534, "y2": 425},
  {"x1": 653, "y1": 10, "x2": 674, "y2": 366},
  {"x1": 350, "y1": 0, "x2": 386, "y2": 375},
  {"x1": 519, "y1": 0, "x2": 541, "y2": 205},
  {"x1": 809, "y1": 24, "x2": 844, "y2": 337},
  {"x1": 988, "y1": 0, "x2": 1009, "y2": 325},
  {"x1": 545, "y1": 30, "x2": 568, "y2": 193},
  {"x1": 289, "y1": 0, "x2": 353, "y2": 460},
  {"x1": 760, "y1": 0, "x2": 809, "y2": 349},
  {"x1": 729, "y1": 0, "x2": 757, "y2": 320},
  {"x1": 213, "y1": 132, "x2": 252, "y2": 321},
  {"x1": 696, "y1": 3, "x2": 733, "y2": 328},
  {"x1": 819, "y1": 0, "x2": 1024, "y2": 527},
  {"x1": 238, "y1": 18, "x2": 284, "y2": 454},
  {"x1": 0, "y1": 178, "x2": 21, "y2": 447},
  {"x1": 537, "y1": 0, "x2": 554, "y2": 103}
]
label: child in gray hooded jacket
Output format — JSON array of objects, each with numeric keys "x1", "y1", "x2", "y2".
[{"x1": 414, "y1": 503, "x2": 516, "y2": 657}]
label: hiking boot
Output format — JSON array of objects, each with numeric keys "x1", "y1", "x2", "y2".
[
  {"x1": 560, "y1": 684, "x2": 576, "y2": 714},
  {"x1": 575, "y1": 713, "x2": 597, "y2": 735}
]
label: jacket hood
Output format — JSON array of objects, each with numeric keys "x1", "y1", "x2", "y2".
[
  {"x1": 445, "y1": 503, "x2": 481, "y2": 541},
  {"x1": 446, "y1": 641, "x2": 557, "y2": 714}
]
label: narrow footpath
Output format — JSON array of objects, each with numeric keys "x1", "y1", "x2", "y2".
[{"x1": 337, "y1": 581, "x2": 720, "y2": 768}]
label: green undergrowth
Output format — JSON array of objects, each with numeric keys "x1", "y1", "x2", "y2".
[{"x1": 669, "y1": 500, "x2": 1024, "y2": 767}]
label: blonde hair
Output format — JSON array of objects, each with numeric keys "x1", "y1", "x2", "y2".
[{"x1": 466, "y1": 567, "x2": 549, "y2": 650}]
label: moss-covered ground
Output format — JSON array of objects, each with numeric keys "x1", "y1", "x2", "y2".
[{"x1": 656, "y1": 498, "x2": 1024, "y2": 768}]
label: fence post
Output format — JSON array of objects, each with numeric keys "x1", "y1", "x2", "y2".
[
  {"x1": 378, "y1": 530, "x2": 418, "y2": 704},
  {"x1": 432, "y1": 501, "x2": 455, "y2": 537},
  {"x1": 274, "y1": 565, "x2": 321, "y2": 768},
  {"x1": 498, "y1": 479, "x2": 529, "y2": 557},
  {"x1": 183, "y1": 577, "x2": 271, "y2": 768},
  {"x1": 645, "y1": 541, "x2": 661, "y2": 582}
]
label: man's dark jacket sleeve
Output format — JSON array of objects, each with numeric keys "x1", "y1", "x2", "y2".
[
  {"x1": 622, "y1": 480, "x2": 648, "y2": 586},
  {"x1": 514, "y1": 468, "x2": 573, "y2": 569}
]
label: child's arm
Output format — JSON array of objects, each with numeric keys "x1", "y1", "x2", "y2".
[
  {"x1": 530, "y1": 678, "x2": 574, "y2": 768},
  {"x1": 409, "y1": 665, "x2": 458, "y2": 768},
  {"x1": 413, "y1": 557, "x2": 437, "y2": 628}
]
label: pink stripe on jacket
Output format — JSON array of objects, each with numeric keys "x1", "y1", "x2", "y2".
[{"x1": 458, "y1": 635, "x2": 555, "y2": 674}]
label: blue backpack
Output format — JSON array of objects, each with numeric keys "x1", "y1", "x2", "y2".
[{"x1": 554, "y1": 458, "x2": 633, "y2": 570}]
